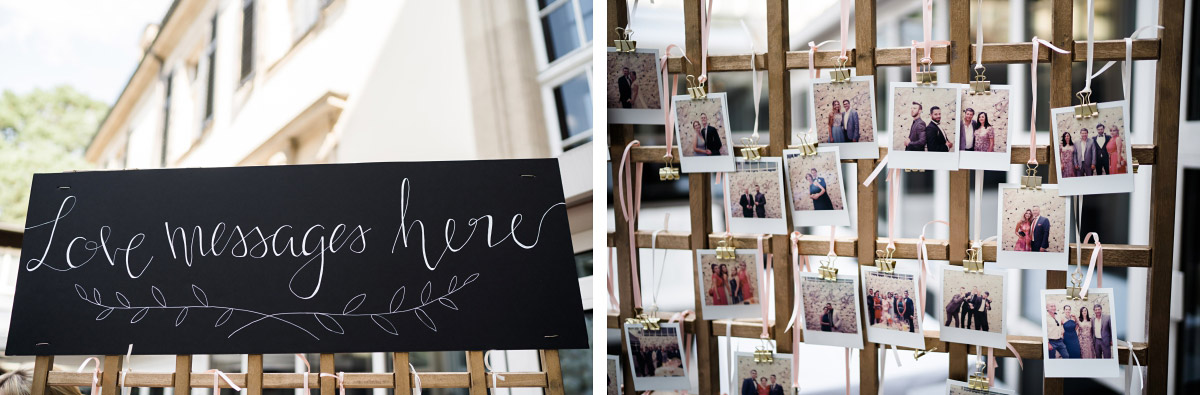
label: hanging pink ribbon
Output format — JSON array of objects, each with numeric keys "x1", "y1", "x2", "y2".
[
  {"x1": 844, "y1": 349, "x2": 852, "y2": 395},
  {"x1": 718, "y1": 172, "x2": 734, "y2": 236},
  {"x1": 483, "y1": 350, "x2": 508, "y2": 392},
  {"x1": 697, "y1": 0, "x2": 714, "y2": 84},
  {"x1": 838, "y1": 0, "x2": 851, "y2": 60},
  {"x1": 318, "y1": 372, "x2": 345, "y2": 395},
  {"x1": 204, "y1": 369, "x2": 243, "y2": 394},
  {"x1": 76, "y1": 357, "x2": 102, "y2": 395},
  {"x1": 986, "y1": 343, "x2": 1025, "y2": 386},
  {"x1": 296, "y1": 354, "x2": 312, "y2": 393},
  {"x1": 668, "y1": 310, "x2": 695, "y2": 395},
  {"x1": 607, "y1": 247, "x2": 619, "y2": 310},
  {"x1": 661, "y1": 44, "x2": 687, "y2": 157},
  {"x1": 1078, "y1": 232, "x2": 1104, "y2": 298},
  {"x1": 916, "y1": 220, "x2": 948, "y2": 320},
  {"x1": 616, "y1": 141, "x2": 645, "y2": 308},
  {"x1": 1027, "y1": 37, "x2": 1071, "y2": 165},
  {"x1": 756, "y1": 235, "x2": 772, "y2": 339}
]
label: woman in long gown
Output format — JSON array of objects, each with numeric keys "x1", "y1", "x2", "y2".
[
  {"x1": 1014, "y1": 209, "x2": 1034, "y2": 251},
  {"x1": 1060, "y1": 132, "x2": 1078, "y2": 178},
  {"x1": 738, "y1": 262, "x2": 754, "y2": 303},
  {"x1": 1078, "y1": 306, "x2": 1096, "y2": 359},
  {"x1": 873, "y1": 291, "x2": 883, "y2": 325},
  {"x1": 691, "y1": 121, "x2": 710, "y2": 155},
  {"x1": 973, "y1": 112, "x2": 995, "y2": 152},
  {"x1": 1108, "y1": 127, "x2": 1126, "y2": 174},
  {"x1": 829, "y1": 101, "x2": 846, "y2": 143},
  {"x1": 1063, "y1": 305, "x2": 1082, "y2": 358},
  {"x1": 881, "y1": 294, "x2": 894, "y2": 328},
  {"x1": 708, "y1": 264, "x2": 728, "y2": 305},
  {"x1": 726, "y1": 264, "x2": 740, "y2": 304},
  {"x1": 808, "y1": 173, "x2": 834, "y2": 210},
  {"x1": 629, "y1": 71, "x2": 641, "y2": 108}
]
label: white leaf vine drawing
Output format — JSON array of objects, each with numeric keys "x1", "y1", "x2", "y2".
[{"x1": 76, "y1": 272, "x2": 479, "y2": 339}]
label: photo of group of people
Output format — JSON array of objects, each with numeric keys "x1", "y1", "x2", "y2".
[
  {"x1": 1041, "y1": 289, "x2": 1119, "y2": 378},
  {"x1": 623, "y1": 323, "x2": 690, "y2": 391},
  {"x1": 958, "y1": 88, "x2": 1013, "y2": 170},
  {"x1": 606, "y1": 49, "x2": 664, "y2": 124},
  {"x1": 784, "y1": 148, "x2": 851, "y2": 227},
  {"x1": 672, "y1": 93, "x2": 735, "y2": 172},
  {"x1": 862, "y1": 267, "x2": 926, "y2": 349},
  {"x1": 696, "y1": 250, "x2": 760, "y2": 319},
  {"x1": 1051, "y1": 102, "x2": 1135, "y2": 195},
  {"x1": 940, "y1": 269, "x2": 1007, "y2": 348},
  {"x1": 734, "y1": 353, "x2": 793, "y2": 395},
  {"x1": 996, "y1": 184, "x2": 1070, "y2": 270},
  {"x1": 888, "y1": 83, "x2": 963, "y2": 170},
  {"x1": 726, "y1": 158, "x2": 788, "y2": 234},
  {"x1": 808, "y1": 77, "x2": 879, "y2": 159}
]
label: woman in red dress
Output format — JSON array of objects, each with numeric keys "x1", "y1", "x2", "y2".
[
  {"x1": 1107, "y1": 127, "x2": 1126, "y2": 174},
  {"x1": 708, "y1": 264, "x2": 728, "y2": 305},
  {"x1": 738, "y1": 262, "x2": 754, "y2": 303},
  {"x1": 1014, "y1": 209, "x2": 1033, "y2": 251}
]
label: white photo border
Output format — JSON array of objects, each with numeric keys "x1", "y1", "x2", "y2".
[
  {"x1": 796, "y1": 271, "x2": 865, "y2": 349},
  {"x1": 887, "y1": 82, "x2": 966, "y2": 171},
  {"x1": 993, "y1": 183, "x2": 1071, "y2": 271},
  {"x1": 695, "y1": 249, "x2": 762, "y2": 319},
  {"x1": 937, "y1": 268, "x2": 1009, "y2": 349},
  {"x1": 607, "y1": 48, "x2": 666, "y2": 125},
  {"x1": 1049, "y1": 101, "x2": 1135, "y2": 196},
  {"x1": 732, "y1": 352, "x2": 794, "y2": 393},
  {"x1": 1040, "y1": 288, "x2": 1120, "y2": 378},
  {"x1": 783, "y1": 147, "x2": 852, "y2": 227},
  {"x1": 958, "y1": 85, "x2": 1015, "y2": 170},
  {"x1": 726, "y1": 157, "x2": 790, "y2": 235},
  {"x1": 860, "y1": 264, "x2": 927, "y2": 349},
  {"x1": 673, "y1": 92, "x2": 736, "y2": 173},
  {"x1": 623, "y1": 322, "x2": 692, "y2": 391},
  {"x1": 807, "y1": 74, "x2": 881, "y2": 159}
]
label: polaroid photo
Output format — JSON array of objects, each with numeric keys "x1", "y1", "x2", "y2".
[
  {"x1": 808, "y1": 75, "x2": 880, "y2": 159},
  {"x1": 945, "y1": 379, "x2": 1015, "y2": 395},
  {"x1": 783, "y1": 147, "x2": 851, "y2": 227},
  {"x1": 623, "y1": 322, "x2": 691, "y2": 391},
  {"x1": 1050, "y1": 101, "x2": 1135, "y2": 195},
  {"x1": 994, "y1": 183, "x2": 1070, "y2": 270},
  {"x1": 861, "y1": 265, "x2": 926, "y2": 349},
  {"x1": 958, "y1": 86, "x2": 1015, "y2": 170},
  {"x1": 696, "y1": 249, "x2": 762, "y2": 319},
  {"x1": 733, "y1": 352, "x2": 793, "y2": 395},
  {"x1": 607, "y1": 355, "x2": 622, "y2": 395},
  {"x1": 1041, "y1": 288, "x2": 1120, "y2": 378},
  {"x1": 797, "y1": 272, "x2": 865, "y2": 349},
  {"x1": 725, "y1": 157, "x2": 789, "y2": 234},
  {"x1": 939, "y1": 268, "x2": 1008, "y2": 349},
  {"x1": 887, "y1": 82, "x2": 966, "y2": 170},
  {"x1": 607, "y1": 48, "x2": 665, "y2": 124},
  {"x1": 673, "y1": 92, "x2": 736, "y2": 173}
]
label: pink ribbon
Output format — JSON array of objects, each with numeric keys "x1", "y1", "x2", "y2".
[
  {"x1": 697, "y1": 0, "x2": 713, "y2": 84},
  {"x1": 483, "y1": 350, "x2": 508, "y2": 391},
  {"x1": 908, "y1": 0, "x2": 951, "y2": 82},
  {"x1": 717, "y1": 172, "x2": 734, "y2": 236},
  {"x1": 844, "y1": 349, "x2": 852, "y2": 395},
  {"x1": 987, "y1": 343, "x2": 1025, "y2": 386},
  {"x1": 668, "y1": 310, "x2": 695, "y2": 394},
  {"x1": 916, "y1": 220, "x2": 948, "y2": 322},
  {"x1": 616, "y1": 141, "x2": 644, "y2": 308},
  {"x1": 296, "y1": 354, "x2": 312, "y2": 393},
  {"x1": 318, "y1": 372, "x2": 344, "y2": 395},
  {"x1": 838, "y1": 0, "x2": 851, "y2": 60},
  {"x1": 203, "y1": 369, "x2": 242, "y2": 394},
  {"x1": 756, "y1": 235, "x2": 772, "y2": 339},
  {"x1": 1027, "y1": 37, "x2": 1071, "y2": 165},
  {"x1": 1078, "y1": 232, "x2": 1104, "y2": 297},
  {"x1": 886, "y1": 169, "x2": 899, "y2": 249},
  {"x1": 607, "y1": 247, "x2": 619, "y2": 310},
  {"x1": 76, "y1": 357, "x2": 102, "y2": 395},
  {"x1": 661, "y1": 45, "x2": 687, "y2": 157}
]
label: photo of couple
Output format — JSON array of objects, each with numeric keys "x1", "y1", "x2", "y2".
[
  {"x1": 889, "y1": 84, "x2": 962, "y2": 170},
  {"x1": 809, "y1": 78, "x2": 879, "y2": 158},
  {"x1": 1050, "y1": 102, "x2": 1134, "y2": 195},
  {"x1": 607, "y1": 49, "x2": 665, "y2": 125},
  {"x1": 726, "y1": 158, "x2": 788, "y2": 234},
  {"x1": 801, "y1": 277, "x2": 859, "y2": 334},
  {"x1": 735, "y1": 353, "x2": 792, "y2": 395},
  {"x1": 672, "y1": 93, "x2": 735, "y2": 172},
  {"x1": 958, "y1": 88, "x2": 1013, "y2": 170},
  {"x1": 1044, "y1": 294, "x2": 1113, "y2": 360},
  {"x1": 785, "y1": 152, "x2": 843, "y2": 211},
  {"x1": 1000, "y1": 188, "x2": 1066, "y2": 253}
]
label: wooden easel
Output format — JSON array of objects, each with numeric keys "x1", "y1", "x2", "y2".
[{"x1": 606, "y1": 0, "x2": 1181, "y2": 393}]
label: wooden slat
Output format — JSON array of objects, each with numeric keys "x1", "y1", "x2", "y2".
[
  {"x1": 539, "y1": 350, "x2": 566, "y2": 395},
  {"x1": 855, "y1": 0, "x2": 879, "y2": 393},
  {"x1": 625, "y1": 144, "x2": 1157, "y2": 165},
  {"x1": 947, "y1": 0, "x2": 971, "y2": 384},
  {"x1": 101, "y1": 355, "x2": 122, "y2": 395},
  {"x1": 174, "y1": 355, "x2": 192, "y2": 395},
  {"x1": 784, "y1": 50, "x2": 856, "y2": 70},
  {"x1": 32, "y1": 355, "x2": 53, "y2": 395},
  {"x1": 263, "y1": 373, "x2": 322, "y2": 388},
  {"x1": 1072, "y1": 39, "x2": 1161, "y2": 61},
  {"x1": 247, "y1": 354, "x2": 263, "y2": 395},
  {"x1": 607, "y1": 1, "x2": 636, "y2": 389},
  {"x1": 190, "y1": 372, "x2": 248, "y2": 388},
  {"x1": 1045, "y1": 0, "x2": 1071, "y2": 392},
  {"x1": 877, "y1": 45, "x2": 950, "y2": 66},
  {"x1": 43, "y1": 370, "x2": 553, "y2": 389},
  {"x1": 767, "y1": 0, "x2": 795, "y2": 354},
  {"x1": 392, "y1": 352, "x2": 411, "y2": 393},
  {"x1": 465, "y1": 351, "x2": 486, "y2": 395},
  {"x1": 319, "y1": 354, "x2": 335, "y2": 395},
  {"x1": 411, "y1": 373, "x2": 469, "y2": 388},
  {"x1": 666, "y1": 54, "x2": 768, "y2": 73}
]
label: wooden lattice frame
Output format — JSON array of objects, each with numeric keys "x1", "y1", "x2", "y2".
[{"x1": 605, "y1": 0, "x2": 1182, "y2": 393}]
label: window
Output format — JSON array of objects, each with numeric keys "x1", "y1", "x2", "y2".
[
  {"x1": 534, "y1": 0, "x2": 590, "y2": 62},
  {"x1": 290, "y1": 0, "x2": 329, "y2": 41},
  {"x1": 553, "y1": 73, "x2": 592, "y2": 150},
  {"x1": 528, "y1": 0, "x2": 592, "y2": 153},
  {"x1": 204, "y1": 15, "x2": 217, "y2": 125},
  {"x1": 161, "y1": 71, "x2": 173, "y2": 167},
  {"x1": 240, "y1": 0, "x2": 256, "y2": 83}
]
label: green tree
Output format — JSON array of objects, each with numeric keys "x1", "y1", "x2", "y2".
[{"x1": 0, "y1": 86, "x2": 108, "y2": 226}]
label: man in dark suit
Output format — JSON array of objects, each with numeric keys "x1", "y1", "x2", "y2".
[
  {"x1": 964, "y1": 286, "x2": 982, "y2": 329},
  {"x1": 701, "y1": 113, "x2": 723, "y2": 156},
  {"x1": 1030, "y1": 205, "x2": 1051, "y2": 252},
  {"x1": 902, "y1": 290, "x2": 916, "y2": 332},
  {"x1": 739, "y1": 189, "x2": 755, "y2": 218},
  {"x1": 906, "y1": 102, "x2": 927, "y2": 151},
  {"x1": 925, "y1": 106, "x2": 951, "y2": 152},
  {"x1": 754, "y1": 186, "x2": 767, "y2": 218},
  {"x1": 867, "y1": 288, "x2": 876, "y2": 325},
  {"x1": 741, "y1": 370, "x2": 758, "y2": 395},
  {"x1": 1093, "y1": 303, "x2": 1113, "y2": 358},
  {"x1": 945, "y1": 287, "x2": 965, "y2": 328},
  {"x1": 959, "y1": 289, "x2": 974, "y2": 329},
  {"x1": 842, "y1": 99, "x2": 860, "y2": 142},
  {"x1": 1093, "y1": 124, "x2": 1111, "y2": 175},
  {"x1": 769, "y1": 375, "x2": 785, "y2": 395},
  {"x1": 960, "y1": 107, "x2": 975, "y2": 151},
  {"x1": 1076, "y1": 129, "x2": 1096, "y2": 176},
  {"x1": 617, "y1": 67, "x2": 633, "y2": 108}
]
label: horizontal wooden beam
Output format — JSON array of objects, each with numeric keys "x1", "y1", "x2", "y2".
[
  {"x1": 623, "y1": 144, "x2": 1155, "y2": 166},
  {"x1": 666, "y1": 53, "x2": 769, "y2": 73},
  {"x1": 45, "y1": 371, "x2": 549, "y2": 389}
]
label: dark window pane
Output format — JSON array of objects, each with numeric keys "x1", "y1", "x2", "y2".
[
  {"x1": 537, "y1": 0, "x2": 555, "y2": 9},
  {"x1": 552, "y1": 74, "x2": 592, "y2": 143},
  {"x1": 205, "y1": 50, "x2": 216, "y2": 121},
  {"x1": 575, "y1": 250, "x2": 593, "y2": 277},
  {"x1": 161, "y1": 72, "x2": 173, "y2": 167},
  {"x1": 560, "y1": 313, "x2": 593, "y2": 394},
  {"x1": 580, "y1": 0, "x2": 593, "y2": 42},
  {"x1": 1190, "y1": 2, "x2": 1200, "y2": 120},
  {"x1": 541, "y1": 4, "x2": 579, "y2": 61},
  {"x1": 1178, "y1": 169, "x2": 1200, "y2": 391},
  {"x1": 241, "y1": 0, "x2": 255, "y2": 81}
]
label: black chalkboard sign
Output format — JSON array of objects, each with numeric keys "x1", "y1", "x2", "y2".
[{"x1": 7, "y1": 159, "x2": 588, "y2": 355}]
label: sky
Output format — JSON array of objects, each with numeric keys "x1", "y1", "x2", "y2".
[{"x1": 0, "y1": 0, "x2": 174, "y2": 104}]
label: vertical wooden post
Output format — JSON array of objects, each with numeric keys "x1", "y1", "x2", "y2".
[
  {"x1": 682, "y1": 0, "x2": 718, "y2": 393},
  {"x1": 174, "y1": 355, "x2": 192, "y2": 395},
  {"x1": 318, "y1": 354, "x2": 334, "y2": 395},
  {"x1": 101, "y1": 355, "x2": 123, "y2": 395},
  {"x1": 946, "y1": 0, "x2": 971, "y2": 383},
  {"x1": 32, "y1": 355, "x2": 53, "y2": 395},
  {"x1": 855, "y1": 0, "x2": 880, "y2": 393},
  {"x1": 392, "y1": 353, "x2": 411, "y2": 394},
  {"x1": 465, "y1": 351, "x2": 486, "y2": 395},
  {"x1": 766, "y1": 0, "x2": 795, "y2": 355},
  {"x1": 247, "y1": 354, "x2": 263, "y2": 395},
  {"x1": 1146, "y1": 0, "x2": 1185, "y2": 392},
  {"x1": 539, "y1": 349, "x2": 566, "y2": 395},
  {"x1": 1045, "y1": 0, "x2": 1071, "y2": 392}
]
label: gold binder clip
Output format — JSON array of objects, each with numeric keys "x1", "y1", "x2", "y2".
[
  {"x1": 1132, "y1": 157, "x2": 1140, "y2": 174},
  {"x1": 687, "y1": 75, "x2": 707, "y2": 99},
  {"x1": 1020, "y1": 164, "x2": 1042, "y2": 190},
  {"x1": 969, "y1": 66, "x2": 991, "y2": 95},
  {"x1": 740, "y1": 137, "x2": 763, "y2": 160},
  {"x1": 659, "y1": 155, "x2": 680, "y2": 181},
  {"x1": 1074, "y1": 91, "x2": 1099, "y2": 119},
  {"x1": 830, "y1": 57, "x2": 852, "y2": 82},
  {"x1": 1067, "y1": 271, "x2": 1086, "y2": 301},
  {"x1": 964, "y1": 246, "x2": 985, "y2": 273},
  {"x1": 625, "y1": 307, "x2": 662, "y2": 330},
  {"x1": 753, "y1": 340, "x2": 774, "y2": 363},
  {"x1": 818, "y1": 253, "x2": 839, "y2": 281},
  {"x1": 916, "y1": 59, "x2": 937, "y2": 85},
  {"x1": 875, "y1": 247, "x2": 896, "y2": 273},
  {"x1": 716, "y1": 235, "x2": 737, "y2": 260},
  {"x1": 797, "y1": 133, "x2": 819, "y2": 156},
  {"x1": 904, "y1": 169, "x2": 926, "y2": 173},
  {"x1": 968, "y1": 372, "x2": 990, "y2": 391},
  {"x1": 614, "y1": 27, "x2": 636, "y2": 52},
  {"x1": 913, "y1": 346, "x2": 937, "y2": 360}
]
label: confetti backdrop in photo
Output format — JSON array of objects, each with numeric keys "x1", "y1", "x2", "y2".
[
  {"x1": 735, "y1": 354, "x2": 792, "y2": 391},
  {"x1": 676, "y1": 98, "x2": 730, "y2": 157},
  {"x1": 607, "y1": 359, "x2": 619, "y2": 395},
  {"x1": 699, "y1": 253, "x2": 759, "y2": 305},
  {"x1": 607, "y1": 51, "x2": 662, "y2": 109},
  {"x1": 728, "y1": 161, "x2": 784, "y2": 219},
  {"x1": 1044, "y1": 293, "x2": 1113, "y2": 360},
  {"x1": 891, "y1": 86, "x2": 960, "y2": 151},
  {"x1": 786, "y1": 151, "x2": 845, "y2": 211},
  {"x1": 959, "y1": 89, "x2": 1011, "y2": 152},
  {"x1": 801, "y1": 277, "x2": 860, "y2": 334},
  {"x1": 864, "y1": 271, "x2": 921, "y2": 332},
  {"x1": 1053, "y1": 106, "x2": 1130, "y2": 177},
  {"x1": 1000, "y1": 188, "x2": 1067, "y2": 252},
  {"x1": 942, "y1": 270, "x2": 1005, "y2": 334},
  {"x1": 811, "y1": 80, "x2": 876, "y2": 143}
]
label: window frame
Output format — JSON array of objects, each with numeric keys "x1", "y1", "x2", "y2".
[
  {"x1": 523, "y1": 0, "x2": 593, "y2": 155},
  {"x1": 239, "y1": 0, "x2": 257, "y2": 85}
]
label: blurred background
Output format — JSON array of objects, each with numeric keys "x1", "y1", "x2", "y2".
[
  {"x1": 605, "y1": 0, "x2": 1200, "y2": 393},
  {"x1": 0, "y1": 0, "x2": 595, "y2": 394}
]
